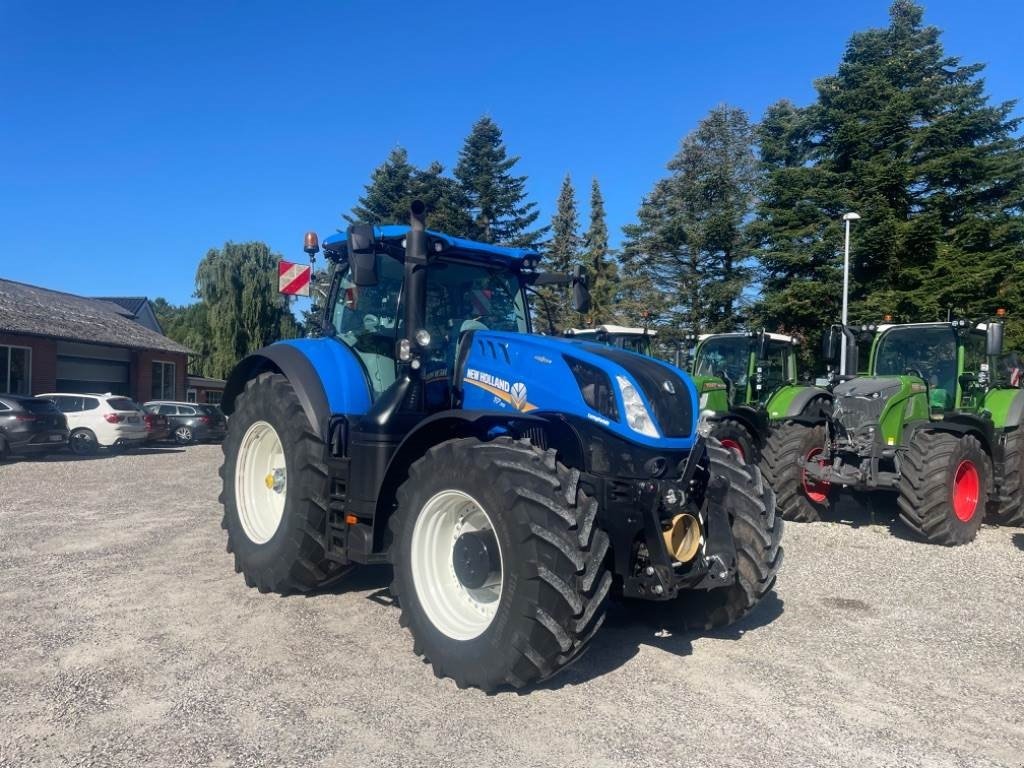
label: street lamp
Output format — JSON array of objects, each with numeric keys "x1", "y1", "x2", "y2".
[{"x1": 840, "y1": 212, "x2": 861, "y2": 375}]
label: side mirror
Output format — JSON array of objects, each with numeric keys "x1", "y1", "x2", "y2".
[
  {"x1": 821, "y1": 324, "x2": 842, "y2": 365},
  {"x1": 987, "y1": 321, "x2": 1004, "y2": 357},
  {"x1": 571, "y1": 265, "x2": 591, "y2": 314},
  {"x1": 347, "y1": 224, "x2": 378, "y2": 286}
]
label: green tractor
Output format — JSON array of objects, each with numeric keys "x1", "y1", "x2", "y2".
[
  {"x1": 563, "y1": 325, "x2": 654, "y2": 357},
  {"x1": 763, "y1": 317, "x2": 1024, "y2": 545},
  {"x1": 685, "y1": 331, "x2": 833, "y2": 463}
]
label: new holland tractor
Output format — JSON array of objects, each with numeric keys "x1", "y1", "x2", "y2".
[
  {"x1": 563, "y1": 325, "x2": 655, "y2": 356},
  {"x1": 217, "y1": 203, "x2": 783, "y2": 691},
  {"x1": 685, "y1": 331, "x2": 832, "y2": 463},
  {"x1": 763, "y1": 317, "x2": 1024, "y2": 545}
]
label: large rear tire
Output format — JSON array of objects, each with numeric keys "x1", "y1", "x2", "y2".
[
  {"x1": 989, "y1": 428, "x2": 1024, "y2": 527},
  {"x1": 683, "y1": 440, "x2": 784, "y2": 630},
  {"x1": 897, "y1": 430, "x2": 990, "y2": 545},
  {"x1": 390, "y1": 437, "x2": 611, "y2": 692},
  {"x1": 760, "y1": 421, "x2": 829, "y2": 522},
  {"x1": 219, "y1": 373, "x2": 343, "y2": 593}
]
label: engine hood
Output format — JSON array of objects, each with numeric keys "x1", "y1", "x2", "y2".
[
  {"x1": 832, "y1": 376, "x2": 902, "y2": 431},
  {"x1": 457, "y1": 330, "x2": 699, "y2": 449}
]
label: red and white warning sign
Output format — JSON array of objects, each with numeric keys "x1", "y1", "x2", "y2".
[{"x1": 278, "y1": 260, "x2": 312, "y2": 296}]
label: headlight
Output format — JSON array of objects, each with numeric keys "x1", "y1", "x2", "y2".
[
  {"x1": 615, "y1": 375, "x2": 659, "y2": 438},
  {"x1": 697, "y1": 409, "x2": 715, "y2": 437}
]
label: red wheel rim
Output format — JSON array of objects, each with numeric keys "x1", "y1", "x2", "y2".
[
  {"x1": 952, "y1": 460, "x2": 980, "y2": 522},
  {"x1": 720, "y1": 438, "x2": 745, "y2": 461},
  {"x1": 802, "y1": 447, "x2": 830, "y2": 504}
]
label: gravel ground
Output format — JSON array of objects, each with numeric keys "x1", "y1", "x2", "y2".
[{"x1": 1, "y1": 444, "x2": 1023, "y2": 768}]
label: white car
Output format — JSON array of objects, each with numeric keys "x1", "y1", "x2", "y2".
[{"x1": 36, "y1": 393, "x2": 149, "y2": 455}]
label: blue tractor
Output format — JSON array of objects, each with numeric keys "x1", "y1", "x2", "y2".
[{"x1": 219, "y1": 202, "x2": 783, "y2": 691}]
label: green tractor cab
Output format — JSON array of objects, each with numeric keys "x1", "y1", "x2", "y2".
[
  {"x1": 684, "y1": 331, "x2": 833, "y2": 464},
  {"x1": 563, "y1": 325, "x2": 655, "y2": 357},
  {"x1": 765, "y1": 318, "x2": 1024, "y2": 545}
]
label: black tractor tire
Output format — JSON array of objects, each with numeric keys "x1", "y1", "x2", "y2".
[
  {"x1": 897, "y1": 430, "x2": 991, "y2": 545},
  {"x1": 682, "y1": 440, "x2": 784, "y2": 630},
  {"x1": 760, "y1": 421, "x2": 830, "y2": 522},
  {"x1": 988, "y1": 428, "x2": 1024, "y2": 527},
  {"x1": 69, "y1": 428, "x2": 99, "y2": 456},
  {"x1": 390, "y1": 436, "x2": 612, "y2": 692},
  {"x1": 708, "y1": 418, "x2": 758, "y2": 464},
  {"x1": 219, "y1": 372, "x2": 344, "y2": 594}
]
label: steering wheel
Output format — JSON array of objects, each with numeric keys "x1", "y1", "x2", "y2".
[{"x1": 904, "y1": 367, "x2": 926, "y2": 381}]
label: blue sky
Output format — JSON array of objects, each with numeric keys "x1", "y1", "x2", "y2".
[{"x1": 1, "y1": 1, "x2": 1021, "y2": 306}]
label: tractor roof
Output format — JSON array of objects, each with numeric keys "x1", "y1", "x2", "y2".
[
  {"x1": 698, "y1": 331, "x2": 795, "y2": 344},
  {"x1": 566, "y1": 325, "x2": 656, "y2": 338},
  {"x1": 322, "y1": 225, "x2": 539, "y2": 266}
]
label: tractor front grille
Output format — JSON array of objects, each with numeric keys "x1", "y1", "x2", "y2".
[{"x1": 831, "y1": 377, "x2": 901, "y2": 431}]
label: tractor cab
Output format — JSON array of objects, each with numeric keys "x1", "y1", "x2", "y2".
[
  {"x1": 690, "y1": 331, "x2": 798, "y2": 408},
  {"x1": 563, "y1": 325, "x2": 655, "y2": 357}
]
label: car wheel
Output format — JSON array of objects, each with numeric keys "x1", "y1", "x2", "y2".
[
  {"x1": 69, "y1": 429, "x2": 99, "y2": 456},
  {"x1": 175, "y1": 426, "x2": 194, "y2": 445}
]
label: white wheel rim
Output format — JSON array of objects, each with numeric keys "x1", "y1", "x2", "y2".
[
  {"x1": 235, "y1": 421, "x2": 287, "y2": 545},
  {"x1": 410, "y1": 490, "x2": 503, "y2": 641}
]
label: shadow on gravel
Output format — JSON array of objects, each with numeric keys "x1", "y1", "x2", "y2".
[
  {"x1": 301, "y1": 565, "x2": 393, "y2": 600},
  {"x1": 537, "y1": 591, "x2": 785, "y2": 691},
  {"x1": 1013, "y1": 533, "x2": 1024, "y2": 552},
  {"x1": 28, "y1": 447, "x2": 187, "y2": 462},
  {"x1": 824, "y1": 490, "x2": 925, "y2": 544}
]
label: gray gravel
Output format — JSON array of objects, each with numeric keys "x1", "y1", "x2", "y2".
[{"x1": 1, "y1": 444, "x2": 1023, "y2": 768}]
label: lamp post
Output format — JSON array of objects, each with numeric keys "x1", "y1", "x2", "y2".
[{"x1": 840, "y1": 212, "x2": 861, "y2": 375}]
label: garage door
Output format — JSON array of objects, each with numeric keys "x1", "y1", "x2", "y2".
[{"x1": 56, "y1": 356, "x2": 130, "y2": 396}]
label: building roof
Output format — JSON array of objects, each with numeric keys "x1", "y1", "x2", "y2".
[
  {"x1": 0, "y1": 278, "x2": 191, "y2": 355},
  {"x1": 186, "y1": 374, "x2": 226, "y2": 387},
  {"x1": 93, "y1": 296, "x2": 149, "y2": 316}
]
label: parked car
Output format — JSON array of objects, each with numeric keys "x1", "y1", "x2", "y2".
[
  {"x1": 37, "y1": 393, "x2": 149, "y2": 455},
  {"x1": 141, "y1": 408, "x2": 171, "y2": 442},
  {"x1": 143, "y1": 401, "x2": 227, "y2": 445},
  {"x1": 0, "y1": 394, "x2": 69, "y2": 460}
]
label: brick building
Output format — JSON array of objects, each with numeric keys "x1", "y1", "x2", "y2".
[{"x1": 0, "y1": 278, "x2": 190, "y2": 402}]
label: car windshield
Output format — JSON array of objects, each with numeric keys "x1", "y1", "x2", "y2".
[
  {"x1": 695, "y1": 336, "x2": 750, "y2": 387},
  {"x1": 874, "y1": 326, "x2": 958, "y2": 399}
]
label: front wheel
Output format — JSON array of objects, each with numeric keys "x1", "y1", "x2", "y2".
[
  {"x1": 390, "y1": 437, "x2": 611, "y2": 692},
  {"x1": 898, "y1": 430, "x2": 990, "y2": 545},
  {"x1": 220, "y1": 372, "x2": 344, "y2": 593},
  {"x1": 174, "y1": 426, "x2": 194, "y2": 445},
  {"x1": 988, "y1": 428, "x2": 1023, "y2": 527},
  {"x1": 69, "y1": 428, "x2": 98, "y2": 456},
  {"x1": 759, "y1": 421, "x2": 829, "y2": 522},
  {"x1": 708, "y1": 417, "x2": 758, "y2": 464}
]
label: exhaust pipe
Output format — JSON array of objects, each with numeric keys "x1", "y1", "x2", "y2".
[{"x1": 662, "y1": 513, "x2": 701, "y2": 563}]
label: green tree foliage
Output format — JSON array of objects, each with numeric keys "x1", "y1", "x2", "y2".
[
  {"x1": 152, "y1": 298, "x2": 214, "y2": 373},
  {"x1": 583, "y1": 178, "x2": 618, "y2": 325},
  {"x1": 193, "y1": 242, "x2": 301, "y2": 379},
  {"x1": 752, "y1": 0, "x2": 1024, "y2": 356},
  {"x1": 622, "y1": 104, "x2": 758, "y2": 349},
  {"x1": 536, "y1": 174, "x2": 582, "y2": 332},
  {"x1": 455, "y1": 116, "x2": 545, "y2": 247}
]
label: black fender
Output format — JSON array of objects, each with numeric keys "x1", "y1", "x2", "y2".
[
  {"x1": 904, "y1": 415, "x2": 996, "y2": 457},
  {"x1": 221, "y1": 345, "x2": 332, "y2": 439},
  {"x1": 370, "y1": 409, "x2": 579, "y2": 550},
  {"x1": 785, "y1": 388, "x2": 833, "y2": 418},
  {"x1": 708, "y1": 404, "x2": 768, "y2": 447}
]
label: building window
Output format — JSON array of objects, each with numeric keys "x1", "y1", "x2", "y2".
[
  {"x1": 206, "y1": 390, "x2": 223, "y2": 405},
  {"x1": 152, "y1": 361, "x2": 176, "y2": 400},
  {"x1": 0, "y1": 345, "x2": 31, "y2": 395},
  {"x1": 186, "y1": 388, "x2": 197, "y2": 403}
]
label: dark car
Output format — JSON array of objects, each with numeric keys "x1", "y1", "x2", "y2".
[
  {"x1": 141, "y1": 409, "x2": 171, "y2": 442},
  {"x1": 143, "y1": 401, "x2": 227, "y2": 445},
  {"x1": 0, "y1": 394, "x2": 69, "y2": 459}
]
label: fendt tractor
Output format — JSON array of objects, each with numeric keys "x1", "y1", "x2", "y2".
[
  {"x1": 763, "y1": 317, "x2": 1024, "y2": 545},
  {"x1": 217, "y1": 203, "x2": 783, "y2": 691},
  {"x1": 563, "y1": 325, "x2": 655, "y2": 356},
  {"x1": 685, "y1": 331, "x2": 833, "y2": 463}
]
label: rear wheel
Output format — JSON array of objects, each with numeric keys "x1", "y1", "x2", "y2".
[
  {"x1": 220, "y1": 373, "x2": 344, "y2": 593},
  {"x1": 708, "y1": 418, "x2": 757, "y2": 464},
  {"x1": 760, "y1": 421, "x2": 829, "y2": 522},
  {"x1": 682, "y1": 440, "x2": 784, "y2": 630},
  {"x1": 174, "y1": 426, "x2": 194, "y2": 445},
  {"x1": 69, "y1": 428, "x2": 98, "y2": 456},
  {"x1": 988, "y1": 428, "x2": 1024, "y2": 527},
  {"x1": 390, "y1": 437, "x2": 611, "y2": 692},
  {"x1": 898, "y1": 430, "x2": 990, "y2": 545}
]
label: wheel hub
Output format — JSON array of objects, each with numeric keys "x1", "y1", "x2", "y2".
[
  {"x1": 264, "y1": 468, "x2": 286, "y2": 494},
  {"x1": 452, "y1": 529, "x2": 500, "y2": 589}
]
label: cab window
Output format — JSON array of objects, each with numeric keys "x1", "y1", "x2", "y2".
[
  {"x1": 695, "y1": 337, "x2": 749, "y2": 388},
  {"x1": 760, "y1": 340, "x2": 793, "y2": 393},
  {"x1": 875, "y1": 326, "x2": 957, "y2": 407}
]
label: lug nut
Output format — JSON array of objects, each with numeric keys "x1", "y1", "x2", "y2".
[
  {"x1": 652, "y1": 585, "x2": 664, "y2": 596},
  {"x1": 644, "y1": 566, "x2": 655, "y2": 576}
]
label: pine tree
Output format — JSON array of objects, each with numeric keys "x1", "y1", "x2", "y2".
[
  {"x1": 583, "y1": 178, "x2": 618, "y2": 325},
  {"x1": 346, "y1": 147, "x2": 416, "y2": 225},
  {"x1": 752, "y1": 0, "x2": 1024, "y2": 353},
  {"x1": 537, "y1": 174, "x2": 582, "y2": 332},
  {"x1": 622, "y1": 105, "x2": 757, "y2": 349},
  {"x1": 454, "y1": 116, "x2": 545, "y2": 247}
]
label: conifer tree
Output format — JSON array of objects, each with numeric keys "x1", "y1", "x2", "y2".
[{"x1": 583, "y1": 178, "x2": 618, "y2": 325}]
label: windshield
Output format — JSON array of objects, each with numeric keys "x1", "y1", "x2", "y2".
[
  {"x1": 616, "y1": 336, "x2": 651, "y2": 356},
  {"x1": 874, "y1": 326, "x2": 958, "y2": 404},
  {"x1": 694, "y1": 336, "x2": 750, "y2": 387},
  {"x1": 760, "y1": 339, "x2": 794, "y2": 394}
]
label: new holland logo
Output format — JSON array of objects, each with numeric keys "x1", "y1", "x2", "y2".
[{"x1": 510, "y1": 382, "x2": 528, "y2": 410}]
